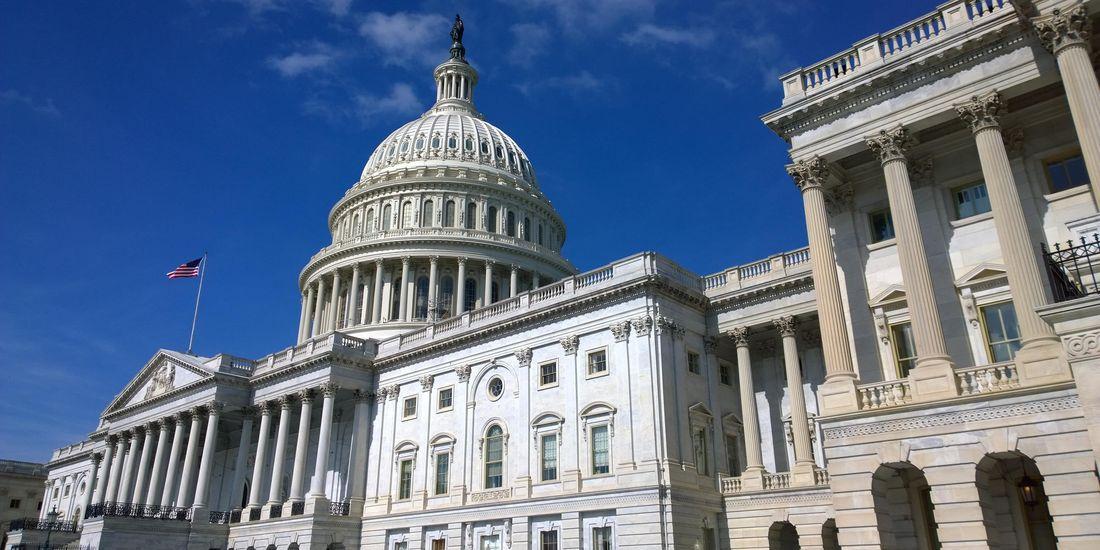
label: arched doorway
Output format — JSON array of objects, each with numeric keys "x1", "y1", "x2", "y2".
[
  {"x1": 871, "y1": 462, "x2": 939, "y2": 550},
  {"x1": 821, "y1": 519, "x2": 840, "y2": 550},
  {"x1": 768, "y1": 521, "x2": 799, "y2": 550},
  {"x1": 976, "y1": 452, "x2": 1056, "y2": 549}
]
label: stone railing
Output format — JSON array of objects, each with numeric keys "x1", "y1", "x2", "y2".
[
  {"x1": 779, "y1": 0, "x2": 1014, "y2": 101},
  {"x1": 375, "y1": 252, "x2": 704, "y2": 356},
  {"x1": 857, "y1": 379, "x2": 913, "y2": 410},
  {"x1": 312, "y1": 227, "x2": 565, "y2": 265},
  {"x1": 719, "y1": 476, "x2": 742, "y2": 494},
  {"x1": 763, "y1": 472, "x2": 791, "y2": 490},
  {"x1": 703, "y1": 246, "x2": 812, "y2": 294},
  {"x1": 252, "y1": 332, "x2": 375, "y2": 377},
  {"x1": 48, "y1": 442, "x2": 92, "y2": 464},
  {"x1": 719, "y1": 469, "x2": 830, "y2": 495},
  {"x1": 956, "y1": 362, "x2": 1020, "y2": 395}
]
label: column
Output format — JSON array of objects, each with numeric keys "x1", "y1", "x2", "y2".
[
  {"x1": 509, "y1": 265, "x2": 519, "y2": 298},
  {"x1": 131, "y1": 422, "x2": 156, "y2": 504},
  {"x1": 727, "y1": 327, "x2": 765, "y2": 475},
  {"x1": 297, "y1": 291, "x2": 309, "y2": 343},
  {"x1": 1034, "y1": 5, "x2": 1100, "y2": 205},
  {"x1": 300, "y1": 285, "x2": 316, "y2": 342},
  {"x1": 532, "y1": 272, "x2": 540, "y2": 289},
  {"x1": 866, "y1": 126, "x2": 953, "y2": 370},
  {"x1": 80, "y1": 453, "x2": 102, "y2": 519},
  {"x1": 456, "y1": 258, "x2": 467, "y2": 314},
  {"x1": 348, "y1": 263, "x2": 361, "y2": 329},
  {"x1": 312, "y1": 277, "x2": 326, "y2": 337},
  {"x1": 267, "y1": 396, "x2": 293, "y2": 506},
  {"x1": 145, "y1": 420, "x2": 170, "y2": 505},
  {"x1": 775, "y1": 317, "x2": 815, "y2": 475},
  {"x1": 309, "y1": 383, "x2": 339, "y2": 500},
  {"x1": 289, "y1": 390, "x2": 314, "y2": 502},
  {"x1": 483, "y1": 260, "x2": 494, "y2": 305},
  {"x1": 346, "y1": 390, "x2": 372, "y2": 511},
  {"x1": 787, "y1": 157, "x2": 857, "y2": 380},
  {"x1": 118, "y1": 429, "x2": 141, "y2": 504},
  {"x1": 229, "y1": 407, "x2": 255, "y2": 511},
  {"x1": 176, "y1": 407, "x2": 204, "y2": 507},
  {"x1": 327, "y1": 270, "x2": 342, "y2": 332},
  {"x1": 428, "y1": 256, "x2": 439, "y2": 314},
  {"x1": 956, "y1": 92, "x2": 1061, "y2": 353},
  {"x1": 372, "y1": 260, "x2": 385, "y2": 324},
  {"x1": 191, "y1": 403, "x2": 222, "y2": 510},
  {"x1": 248, "y1": 403, "x2": 273, "y2": 509},
  {"x1": 104, "y1": 435, "x2": 125, "y2": 503},
  {"x1": 92, "y1": 442, "x2": 114, "y2": 505},
  {"x1": 399, "y1": 257, "x2": 411, "y2": 322},
  {"x1": 159, "y1": 414, "x2": 185, "y2": 507}
]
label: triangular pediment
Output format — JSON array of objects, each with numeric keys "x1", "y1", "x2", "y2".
[
  {"x1": 955, "y1": 263, "x2": 1008, "y2": 287},
  {"x1": 869, "y1": 285, "x2": 908, "y2": 308},
  {"x1": 103, "y1": 350, "x2": 214, "y2": 416}
]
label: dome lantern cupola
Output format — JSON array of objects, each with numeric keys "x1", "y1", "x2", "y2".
[{"x1": 431, "y1": 14, "x2": 479, "y2": 116}]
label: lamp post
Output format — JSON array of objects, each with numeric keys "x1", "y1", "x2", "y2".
[{"x1": 43, "y1": 506, "x2": 59, "y2": 549}]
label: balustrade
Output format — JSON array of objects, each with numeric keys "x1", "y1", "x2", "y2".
[
  {"x1": 857, "y1": 379, "x2": 913, "y2": 410},
  {"x1": 956, "y1": 363, "x2": 1019, "y2": 395}
]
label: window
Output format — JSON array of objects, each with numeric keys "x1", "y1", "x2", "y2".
[
  {"x1": 541, "y1": 434, "x2": 558, "y2": 481},
  {"x1": 395, "y1": 542, "x2": 409, "y2": 550},
  {"x1": 540, "y1": 361, "x2": 558, "y2": 388},
  {"x1": 506, "y1": 211, "x2": 516, "y2": 237},
  {"x1": 402, "y1": 396, "x2": 417, "y2": 419},
  {"x1": 444, "y1": 200, "x2": 456, "y2": 227},
  {"x1": 693, "y1": 427, "x2": 709, "y2": 476},
  {"x1": 869, "y1": 208, "x2": 895, "y2": 243},
  {"x1": 465, "y1": 202, "x2": 478, "y2": 230},
  {"x1": 591, "y1": 425, "x2": 610, "y2": 475},
  {"x1": 401, "y1": 201, "x2": 413, "y2": 228},
  {"x1": 890, "y1": 322, "x2": 917, "y2": 378},
  {"x1": 415, "y1": 136, "x2": 425, "y2": 150},
  {"x1": 464, "y1": 278, "x2": 478, "y2": 311},
  {"x1": 687, "y1": 351, "x2": 701, "y2": 374},
  {"x1": 538, "y1": 224, "x2": 544, "y2": 245},
  {"x1": 382, "y1": 204, "x2": 392, "y2": 231},
  {"x1": 523, "y1": 217, "x2": 531, "y2": 241},
  {"x1": 1045, "y1": 153, "x2": 1089, "y2": 193},
  {"x1": 487, "y1": 206, "x2": 498, "y2": 232},
  {"x1": 432, "y1": 540, "x2": 446, "y2": 550},
  {"x1": 365, "y1": 209, "x2": 375, "y2": 232},
  {"x1": 437, "y1": 387, "x2": 453, "y2": 411},
  {"x1": 422, "y1": 200, "x2": 435, "y2": 227},
  {"x1": 480, "y1": 140, "x2": 490, "y2": 155},
  {"x1": 63, "y1": 484, "x2": 70, "y2": 497},
  {"x1": 592, "y1": 526, "x2": 613, "y2": 550},
  {"x1": 434, "y1": 453, "x2": 450, "y2": 495},
  {"x1": 441, "y1": 276, "x2": 454, "y2": 317},
  {"x1": 587, "y1": 349, "x2": 608, "y2": 377},
  {"x1": 487, "y1": 377, "x2": 504, "y2": 400},
  {"x1": 982, "y1": 302, "x2": 1022, "y2": 362},
  {"x1": 540, "y1": 530, "x2": 559, "y2": 550},
  {"x1": 952, "y1": 181, "x2": 991, "y2": 219},
  {"x1": 484, "y1": 425, "x2": 504, "y2": 488},
  {"x1": 719, "y1": 362, "x2": 731, "y2": 385},
  {"x1": 415, "y1": 276, "x2": 429, "y2": 320},
  {"x1": 481, "y1": 535, "x2": 502, "y2": 550},
  {"x1": 9, "y1": 498, "x2": 20, "y2": 509},
  {"x1": 398, "y1": 459, "x2": 413, "y2": 500},
  {"x1": 725, "y1": 435, "x2": 740, "y2": 475}
]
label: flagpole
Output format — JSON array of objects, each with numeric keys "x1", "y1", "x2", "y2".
[{"x1": 187, "y1": 252, "x2": 207, "y2": 355}]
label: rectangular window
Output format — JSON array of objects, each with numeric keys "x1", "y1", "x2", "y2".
[
  {"x1": 540, "y1": 530, "x2": 560, "y2": 550},
  {"x1": 703, "y1": 528, "x2": 716, "y2": 550},
  {"x1": 890, "y1": 322, "x2": 917, "y2": 378},
  {"x1": 480, "y1": 535, "x2": 501, "y2": 550},
  {"x1": 725, "y1": 435, "x2": 740, "y2": 475},
  {"x1": 432, "y1": 540, "x2": 446, "y2": 550},
  {"x1": 592, "y1": 526, "x2": 613, "y2": 550},
  {"x1": 587, "y1": 349, "x2": 608, "y2": 377},
  {"x1": 1046, "y1": 153, "x2": 1089, "y2": 193},
  {"x1": 540, "y1": 361, "x2": 558, "y2": 387},
  {"x1": 869, "y1": 208, "x2": 895, "y2": 243},
  {"x1": 435, "y1": 453, "x2": 450, "y2": 495},
  {"x1": 541, "y1": 434, "x2": 558, "y2": 481},
  {"x1": 437, "y1": 387, "x2": 453, "y2": 411},
  {"x1": 982, "y1": 302, "x2": 1022, "y2": 362},
  {"x1": 687, "y1": 351, "x2": 701, "y2": 374},
  {"x1": 693, "y1": 427, "x2": 709, "y2": 476},
  {"x1": 402, "y1": 397, "x2": 417, "y2": 419},
  {"x1": 591, "y1": 425, "x2": 610, "y2": 475},
  {"x1": 9, "y1": 499, "x2": 20, "y2": 509},
  {"x1": 394, "y1": 543, "x2": 408, "y2": 550},
  {"x1": 398, "y1": 459, "x2": 413, "y2": 500},
  {"x1": 952, "y1": 181, "x2": 991, "y2": 219},
  {"x1": 63, "y1": 485, "x2": 70, "y2": 497},
  {"x1": 719, "y1": 362, "x2": 731, "y2": 385}
]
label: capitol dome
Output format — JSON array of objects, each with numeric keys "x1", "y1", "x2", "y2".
[{"x1": 294, "y1": 18, "x2": 575, "y2": 342}]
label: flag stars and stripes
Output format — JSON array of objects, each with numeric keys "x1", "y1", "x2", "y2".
[{"x1": 167, "y1": 257, "x2": 203, "y2": 279}]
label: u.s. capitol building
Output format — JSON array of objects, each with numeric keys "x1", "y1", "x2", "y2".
[{"x1": 13, "y1": 0, "x2": 1100, "y2": 548}]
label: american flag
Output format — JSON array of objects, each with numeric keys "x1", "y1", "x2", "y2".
[{"x1": 167, "y1": 257, "x2": 203, "y2": 279}]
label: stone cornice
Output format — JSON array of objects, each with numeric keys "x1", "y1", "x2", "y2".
[
  {"x1": 250, "y1": 353, "x2": 374, "y2": 389},
  {"x1": 708, "y1": 272, "x2": 814, "y2": 313},
  {"x1": 102, "y1": 352, "x2": 213, "y2": 417}
]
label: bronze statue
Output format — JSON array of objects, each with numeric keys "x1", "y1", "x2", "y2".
[{"x1": 449, "y1": 14, "x2": 467, "y2": 62}]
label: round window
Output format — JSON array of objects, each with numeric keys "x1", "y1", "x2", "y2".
[{"x1": 487, "y1": 377, "x2": 504, "y2": 400}]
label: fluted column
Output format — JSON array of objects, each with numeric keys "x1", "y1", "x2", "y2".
[
  {"x1": 483, "y1": 260, "x2": 494, "y2": 305},
  {"x1": 191, "y1": 403, "x2": 222, "y2": 509},
  {"x1": 92, "y1": 441, "x2": 114, "y2": 505},
  {"x1": 456, "y1": 258, "x2": 468, "y2": 314},
  {"x1": 399, "y1": 257, "x2": 411, "y2": 322},
  {"x1": 300, "y1": 286, "x2": 316, "y2": 342},
  {"x1": 309, "y1": 383, "x2": 338, "y2": 499},
  {"x1": 509, "y1": 265, "x2": 519, "y2": 298},
  {"x1": 866, "y1": 126, "x2": 953, "y2": 370},
  {"x1": 1034, "y1": 5, "x2": 1100, "y2": 206},
  {"x1": 104, "y1": 435, "x2": 125, "y2": 503},
  {"x1": 145, "y1": 420, "x2": 170, "y2": 505},
  {"x1": 229, "y1": 407, "x2": 255, "y2": 511},
  {"x1": 117, "y1": 430, "x2": 141, "y2": 504},
  {"x1": 288, "y1": 390, "x2": 313, "y2": 502},
  {"x1": 347, "y1": 390, "x2": 372, "y2": 508},
  {"x1": 312, "y1": 277, "x2": 326, "y2": 337},
  {"x1": 297, "y1": 292, "x2": 309, "y2": 343},
  {"x1": 79, "y1": 454, "x2": 101, "y2": 523},
  {"x1": 428, "y1": 256, "x2": 439, "y2": 315},
  {"x1": 159, "y1": 414, "x2": 185, "y2": 507},
  {"x1": 248, "y1": 403, "x2": 273, "y2": 509},
  {"x1": 267, "y1": 396, "x2": 293, "y2": 505},
  {"x1": 176, "y1": 407, "x2": 204, "y2": 507},
  {"x1": 327, "y1": 270, "x2": 341, "y2": 332},
  {"x1": 956, "y1": 91, "x2": 1060, "y2": 350},
  {"x1": 787, "y1": 157, "x2": 856, "y2": 380},
  {"x1": 775, "y1": 317, "x2": 815, "y2": 469},
  {"x1": 371, "y1": 260, "x2": 384, "y2": 323},
  {"x1": 348, "y1": 263, "x2": 361, "y2": 329},
  {"x1": 131, "y1": 423, "x2": 157, "y2": 503},
  {"x1": 728, "y1": 327, "x2": 765, "y2": 473}
]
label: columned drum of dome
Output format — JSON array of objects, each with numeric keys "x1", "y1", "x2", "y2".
[{"x1": 297, "y1": 24, "x2": 575, "y2": 342}]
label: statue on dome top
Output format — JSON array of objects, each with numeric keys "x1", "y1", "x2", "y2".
[{"x1": 449, "y1": 14, "x2": 466, "y2": 62}]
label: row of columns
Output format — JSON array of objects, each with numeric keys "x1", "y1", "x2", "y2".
[{"x1": 297, "y1": 257, "x2": 544, "y2": 342}]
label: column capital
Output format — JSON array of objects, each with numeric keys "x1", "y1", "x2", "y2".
[
  {"x1": 277, "y1": 395, "x2": 294, "y2": 410},
  {"x1": 119, "y1": 431, "x2": 133, "y2": 443},
  {"x1": 91, "y1": 452, "x2": 104, "y2": 466},
  {"x1": 457, "y1": 256, "x2": 468, "y2": 266},
  {"x1": 207, "y1": 402, "x2": 224, "y2": 414},
  {"x1": 429, "y1": 255, "x2": 439, "y2": 265},
  {"x1": 319, "y1": 382, "x2": 340, "y2": 397},
  {"x1": 419, "y1": 374, "x2": 435, "y2": 391},
  {"x1": 401, "y1": 256, "x2": 411, "y2": 267},
  {"x1": 257, "y1": 401, "x2": 273, "y2": 415},
  {"x1": 351, "y1": 262, "x2": 361, "y2": 274},
  {"x1": 455, "y1": 364, "x2": 472, "y2": 382},
  {"x1": 353, "y1": 388, "x2": 374, "y2": 403},
  {"x1": 703, "y1": 336, "x2": 718, "y2": 354},
  {"x1": 374, "y1": 388, "x2": 389, "y2": 403},
  {"x1": 239, "y1": 405, "x2": 258, "y2": 417},
  {"x1": 560, "y1": 334, "x2": 580, "y2": 355},
  {"x1": 189, "y1": 405, "x2": 207, "y2": 418},
  {"x1": 375, "y1": 258, "x2": 385, "y2": 268},
  {"x1": 510, "y1": 264, "x2": 519, "y2": 273},
  {"x1": 107, "y1": 433, "x2": 119, "y2": 445},
  {"x1": 385, "y1": 384, "x2": 400, "y2": 400},
  {"x1": 168, "y1": 412, "x2": 184, "y2": 425},
  {"x1": 773, "y1": 315, "x2": 799, "y2": 337},
  {"x1": 1033, "y1": 5, "x2": 1091, "y2": 55},
  {"x1": 297, "y1": 388, "x2": 315, "y2": 403},
  {"x1": 725, "y1": 326, "x2": 750, "y2": 347},
  {"x1": 865, "y1": 125, "x2": 913, "y2": 165},
  {"x1": 630, "y1": 315, "x2": 653, "y2": 336},
  {"x1": 955, "y1": 90, "x2": 1003, "y2": 133},
  {"x1": 514, "y1": 347, "x2": 533, "y2": 367},
  {"x1": 786, "y1": 155, "x2": 830, "y2": 192},
  {"x1": 146, "y1": 420, "x2": 161, "y2": 432},
  {"x1": 485, "y1": 259, "x2": 495, "y2": 267},
  {"x1": 609, "y1": 321, "x2": 631, "y2": 342}
]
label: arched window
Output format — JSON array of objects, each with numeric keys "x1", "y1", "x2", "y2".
[
  {"x1": 444, "y1": 200, "x2": 456, "y2": 227},
  {"x1": 352, "y1": 214, "x2": 360, "y2": 235},
  {"x1": 487, "y1": 206, "x2": 498, "y2": 233},
  {"x1": 441, "y1": 276, "x2": 454, "y2": 317},
  {"x1": 401, "y1": 201, "x2": 413, "y2": 228},
  {"x1": 415, "y1": 135, "x2": 425, "y2": 151},
  {"x1": 415, "y1": 276, "x2": 429, "y2": 320},
  {"x1": 537, "y1": 223, "x2": 544, "y2": 245},
  {"x1": 523, "y1": 217, "x2": 531, "y2": 241},
  {"x1": 506, "y1": 211, "x2": 516, "y2": 237},
  {"x1": 365, "y1": 209, "x2": 375, "y2": 233},
  {"x1": 464, "y1": 278, "x2": 478, "y2": 312},
  {"x1": 465, "y1": 202, "x2": 477, "y2": 230},
  {"x1": 422, "y1": 200, "x2": 434, "y2": 228},
  {"x1": 484, "y1": 425, "x2": 504, "y2": 489},
  {"x1": 382, "y1": 205, "x2": 392, "y2": 231}
]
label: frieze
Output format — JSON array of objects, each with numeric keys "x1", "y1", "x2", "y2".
[{"x1": 1064, "y1": 330, "x2": 1100, "y2": 359}]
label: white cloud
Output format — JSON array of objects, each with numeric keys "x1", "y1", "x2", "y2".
[
  {"x1": 507, "y1": 23, "x2": 551, "y2": 67},
  {"x1": 220, "y1": 0, "x2": 352, "y2": 17},
  {"x1": 508, "y1": 0, "x2": 656, "y2": 33},
  {"x1": 267, "y1": 45, "x2": 338, "y2": 78},
  {"x1": 621, "y1": 23, "x2": 714, "y2": 48},
  {"x1": 304, "y1": 83, "x2": 422, "y2": 125},
  {"x1": 516, "y1": 70, "x2": 606, "y2": 97},
  {"x1": 0, "y1": 89, "x2": 60, "y2": 117},
  {"x1": 358, "y1": 12, "x2": 449, "y2": 68},
  {"x1": 320, "y1": 0, "x2": 352, "y2": 17}
]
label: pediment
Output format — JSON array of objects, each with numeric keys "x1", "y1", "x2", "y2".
[
  {"x1": 955, "y1": 263, "x2": 1008, "y2": 287},
  {"x1": 103, "y1": 350, "x2": 214, "y2": 415},
  {"x1": 688, "y1": 402, "x2": 714, "y2": 419},
  {"x1": 868, "y1": 285, "x2": 907, "y2": 308}
]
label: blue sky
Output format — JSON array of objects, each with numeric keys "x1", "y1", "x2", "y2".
[{"x1": 0, "y1": 0, "x2": 923, "y2": 461}]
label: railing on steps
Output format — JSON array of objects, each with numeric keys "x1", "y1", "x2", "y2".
[{"x1": 83, "y1": 502, "x2": 190, "y2": 521}]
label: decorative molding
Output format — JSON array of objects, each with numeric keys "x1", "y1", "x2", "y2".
[
  {"x1": 955, "y1": 90, "x2": 1003, "y2": 133},
  {"x1": 609, "y1": 321, "x2": 631, "y2": 342},
  {"x1": 773, "y1": 315, "x2": 799, "y2": 337},
  {"x1": 786, "y1": 156, "x2": 829, "y2": 192},
  {"x1": 319, "y1": 382, "x2": 339, "y2": 397},
  {"x1": 297, "y1": 388, "x2": 315, "y2": 402},
  {"x1": 514, "y1": 348, "x2": 533, "y2": 368},
  {"x1": 865, "y1": 125, "x2": 913, "y2": 165},
  {"x1": 631, "y1": 315, "x2": 653, "y2": 336},
  {"x1": 1033, "y1": 5, "x2": 1091, "y2": 55},
  {"x1": 419, "y1": 375, "x2": 435, "y2": 392},
  {"x1": 385, "y1": 384, "x2": 400, "y2": 400},
  {"x1": 1064, "y1": 330, "x2": 1100, "y2": 359},
  {"x1": 560, "y1": 335, "x2": 579, "y2": 355},
  {"x1": 726, "y1": 326, "x2": 750, "y2": 347},
  {"x1": 455, "y1": 364, "x2": 472, "y2": 382},
  {"x1": 703, "y1": 336, "x2": 718, "y2": 354}
]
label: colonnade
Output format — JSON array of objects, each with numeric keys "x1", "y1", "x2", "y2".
[{"x1": 297, "y1": 256, "x2": 545, "y2": 342}]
